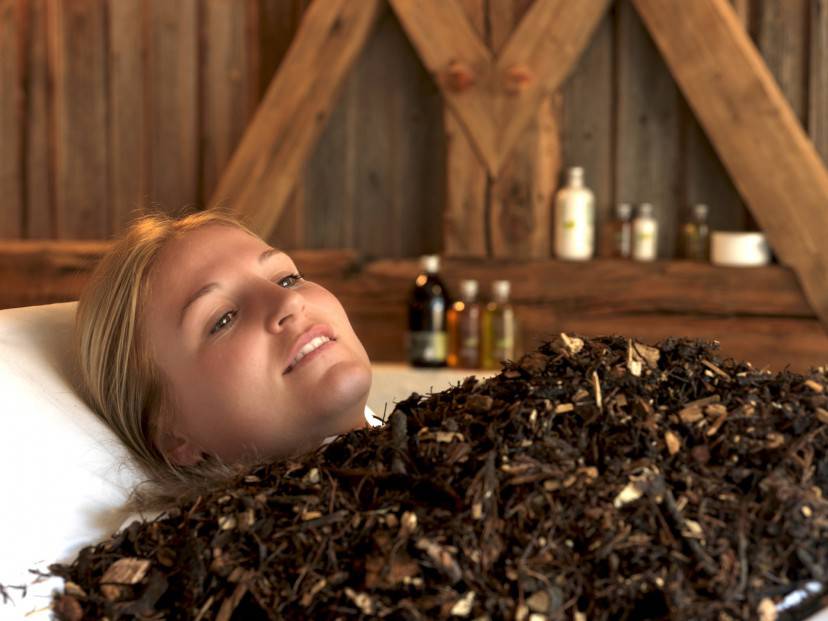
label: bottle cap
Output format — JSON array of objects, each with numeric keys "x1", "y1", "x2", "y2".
[
  {"x1": 459, "y1": 279, "x2": 478, "y2": 301},
  {"x1": 492, "y1": 280, "x2": 510, "y2": 303},
  {"x1": 692, "y1": 203, "x2": 709, "y2": 220},
  {"x1": 616, "y1": 203, "x2": 633, "y2": 220},
  {"x1": 420, "y1": 254, "x2": 440, "y2": 273},
  {"x1": 638, "y1": 203, "x2": 655, "y2": 218},
  {"x1": 567, "y1": 167, "x2": 585, "y2": 186}
]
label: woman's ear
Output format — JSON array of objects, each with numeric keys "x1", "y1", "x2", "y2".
[{"x1": 156, "y1": 428, "x2": 204, "y2": 466}]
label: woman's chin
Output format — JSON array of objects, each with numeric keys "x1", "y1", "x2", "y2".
[{"x1": 299, "y1": 358, "x2": 371, "y2": 427}]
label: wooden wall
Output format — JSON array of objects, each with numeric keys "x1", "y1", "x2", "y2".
[{"x1": 1, "y1": 0, "x2": 826, "y2": 258}]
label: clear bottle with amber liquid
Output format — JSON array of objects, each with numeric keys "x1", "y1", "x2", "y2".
[
  {"x1": 407, "y1": 255, "x2": 450, "y2": 368},
  {"x1": 480, "y1": 280, "x2": 516, "y2": 370},
  {"x1": 603, "y1": 203, "x2": 633, "y2": 258},
  {"x1": 679, "y1": 203, "x2": 711, "y2": 261},
  {"x1": 447, "y1": 279, "x2": 481, "y2": 369}
]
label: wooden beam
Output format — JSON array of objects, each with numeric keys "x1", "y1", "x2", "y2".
[
  {"x1": 493, "y1": 0, "x2": 610, "y2": 172},
  {"x1": 0, "y1": 0, "x2": 23, "y2": 238},
  {"x1": 209, "y1": 0, "x2": 382, "y2": 238},
  {"x1": 442, "y1": 0, "x2": 562, "y2": 259},
  {"x1": 633, "y1": 0, "x2": 828, "y2": 330},
  {"x1": 388, "y1": 0, "x2": 495, "y2": 171},
  {"x1": 391, "y1": 0, "x2": 608, "y2": 176}
]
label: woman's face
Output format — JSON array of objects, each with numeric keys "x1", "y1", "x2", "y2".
[{"x1": 143, "y1": 224, "x2": 372, "y2": 465}]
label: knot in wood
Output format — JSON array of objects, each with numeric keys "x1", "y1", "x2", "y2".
[
  {"x1": 444, "y1": 60, "x2": 476, "y2": 92},
  {"x1": 503, "y1": 64, "x2": 534, "y2": 94}
]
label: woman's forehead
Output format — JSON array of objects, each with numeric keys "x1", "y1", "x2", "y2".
[{"x1": 147, "y1": 226, "x2": 287, "y2": 308}]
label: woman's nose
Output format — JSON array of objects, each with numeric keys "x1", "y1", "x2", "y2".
[{"x1": 263, "y1": 285, "x2": 305, "y2": 333}]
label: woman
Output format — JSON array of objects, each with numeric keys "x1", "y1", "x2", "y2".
[{"x1": 75, "y1": 209, "x2": 378, "y2": 508}]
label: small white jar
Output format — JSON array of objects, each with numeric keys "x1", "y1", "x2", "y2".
[{"x1": 710, "y1": 232, "x2": 770, "y2": 267}]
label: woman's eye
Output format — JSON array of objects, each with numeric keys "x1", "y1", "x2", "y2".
[
  {"x1": 210, "y1": 310, "x2": 236, "y2": 335},
  {"x1": 276, "y1": 272, "x2": 304, "y2": 288}
]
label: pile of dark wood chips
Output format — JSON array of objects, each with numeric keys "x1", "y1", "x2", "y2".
[{"x1": 50, "y1": 335, "x2": 828, "y2": 620}]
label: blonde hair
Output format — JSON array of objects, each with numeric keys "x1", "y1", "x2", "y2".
[{"x1": 75, "y1": 208, "x2": 261, "y2": 511}]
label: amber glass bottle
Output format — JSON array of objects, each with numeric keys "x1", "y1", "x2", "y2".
[
  {"x1": 447, "y1": 279, "x2": 481, "y2": 368},
  {"x1": 480, "y1": 280, "x2": 516, "y2": 370},
  {"x1": 407, "y1": 255, "x2": 450, "y2": 367},
  {"x1": 679, "y1": 203, "x2": 711, "y2": 261},
  {"x1": 604, "y1": 203, "x2": 633, "y2": 258}
]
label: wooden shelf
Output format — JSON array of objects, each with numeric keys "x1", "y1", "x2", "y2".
[{"x1": 0, "y1": 242, "x2": 825, "y2": 371}]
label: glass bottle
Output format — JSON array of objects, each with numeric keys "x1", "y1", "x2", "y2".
[
  {"x1": 679, "y1": 203, "x2": 711, "y2": 261},
  {"x1": 632, "y1": 203, "x2": 658, "y2": 262},
  {"x1": 447, "y1": 279, "x2": 481, "y2": 369},
  {"x1": 604, "y1": 202, "x2": 633, "y2": 258},
  {"x1": 407, "y1": 255, "x2": 450, "y2": 367},
  {"x1": 554, "y1": 166, "x2": 595, "y2": 261},
  {"x1": 480, "y1": 280, "x2": 516, "y2": 370}
]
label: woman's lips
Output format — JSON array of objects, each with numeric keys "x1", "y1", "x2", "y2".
[{"x1": 284, "y1": 339, "x2": 336, "y2": 375}]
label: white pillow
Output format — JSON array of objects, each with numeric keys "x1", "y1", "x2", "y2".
[{"x1": 0, "y1": 302, "x2": 143, "y2": 619}]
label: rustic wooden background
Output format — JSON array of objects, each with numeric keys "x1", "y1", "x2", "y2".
[
  {"x1": 2, "y1": 0, "x2": 826, "y2": 255},
  {"x1": 1, "y1": 0, "x2": 828, "y2": 371}
]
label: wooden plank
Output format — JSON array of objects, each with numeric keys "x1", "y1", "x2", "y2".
[
  {"x1": 22, "y1": 0, "x2": 53, "y2": 238},
  {"x1": 254, "y1": 0, "x2": 311, "y2": 100},
  {"x1": 390, "y1": 0, "x2": 495, "y2": 172},
  {"x1": 3, "y1": 243, "x2": 824, "y2": 371},
  {"x1": 210, "y1": 0, "x2": 383, "y2": 239},
  {"x1": 442, "y1": 0, "x2": 487, "y2": 258},
  {"x1": 681, "y1": 0, "x2": 752, "y2": 234},
  {"x1": 443, "y1": 110, "x2": 488, "y2": 257},
  {"x1": 256, "y1": 0, "x2": 311, "y2": 250},
  {"x1": 632, "y1": 0, "x2": 828, "y2": 328},
  {"x1": 811, "y1": 0, "x2": 828, "y2": 165},
  {"x1": 108, "y1": 0, "x2": 147, "y2": 235},
  {"x1": 147, "y1": 0, "x2": 198, "y2": 215},
  {"x1": 305, "y1": 6, "x2": 443, "y2": 258},
  {"x1": 0, "y1": 0, "x2": 23, "y2": 238},
  {"x1": 392, "y1": 0, "x2": 608, "y2": 177},
  {"x1": 615, "y1": 2, "x2": 681, "y2": 259},
  {"x1": 754, "y1": 0, "x2": 808, "y2": 123},
  {"x1": 489, "y1": 0, "x2": 560, "y2": 260},
  {"x1": 2, "y1": 245, "x2": 814, "y2": 317},
  {"x1": 352, "y1": 7, "x2": 444, "y2": 258},
  {"x1": 494, "y1": 0, "x2": 610, "y2": 176},
  {"x1": 560, "y1": 8, "x2": 613, "y2": 255},
  {"x1": 681, "y1": 105, "x2": 752, "y2": 232},
  {"x1": 302, "y1": 70, "x2": 356, "y2": 251},
  {"x1": 201, "y1": 0, "x2": 255, "y2": 205},
  {"x1": 490, "y1": 94, "x2": 558, "y2": 259},
  {"x1": 50, "y1": 0, "x2": 108, "y2": 239},
  {"x1": 210, "y1": 0, "x2": 382, "y2": 235}
]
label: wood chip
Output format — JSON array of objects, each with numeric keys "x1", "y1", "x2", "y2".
[
  {"x1": 559, "y1": 333, "x2": 584, "y2": 354},
  {"x1": 757, "y1": 597, "x2": 778, "y2": 621},
  {"x1": 664, "y1": 431, "x2": 681, "y2": 455},
  {"x1": 100, "y1": 558, "x2": 151, "y2": 602},
  {"x1": 450, "y1": 591, "x2": 475, "y2": 616},
  {"x1": 817, "y1": 408, "x2": 828, "y2": 424},
  {"x1": 701, "y1": 359, "x2": 731, "y2": 380},
  {"x1": 679, "y1": 405, "x2": 704, "y2": 424},
  {"x1": 804, "y1": 379, "x2": 824, "y2": 393},
  {"x1": 592, "y1": 371, "x2": 603, "y2": 410}
]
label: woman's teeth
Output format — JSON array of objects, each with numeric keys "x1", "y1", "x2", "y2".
[{"x1": 288, "y1": 336, "x2": 332, "y2": 371}]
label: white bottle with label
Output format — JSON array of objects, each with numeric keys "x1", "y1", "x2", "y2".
[
  {"x1": 554, "y1": 167, "x2": 595, "y2": 261},
  {"x1": 632, "y1": 203, "x2": 658, "y2": 261}
]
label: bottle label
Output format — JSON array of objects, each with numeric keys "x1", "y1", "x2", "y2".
[{"x1": 408, "y1": 331, "x2": 448, "y2": 363}]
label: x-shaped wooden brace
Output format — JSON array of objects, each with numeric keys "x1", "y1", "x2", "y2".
[
  {"x1": 390, "y1": 0, "x2": 609, "y2": 177},
  {"x1": 211, "y1": 0, "x2": 828, "y2": 329}
]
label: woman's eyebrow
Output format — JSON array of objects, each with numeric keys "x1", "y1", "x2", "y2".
[{"x1": 178, "y1": 247, "x2": 285, "y2": 328}]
